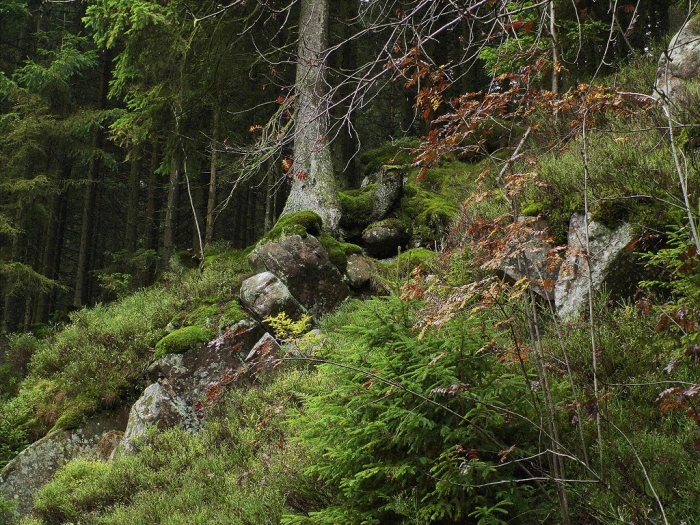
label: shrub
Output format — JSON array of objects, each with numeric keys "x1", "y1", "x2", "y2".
[{"x1": 286, "y1": 297, "x2": 543, "y2": 524}]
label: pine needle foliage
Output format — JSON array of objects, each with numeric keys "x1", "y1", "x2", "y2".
[{"x1": 285, "y1": 297, "x2": 545, "y2": 525}]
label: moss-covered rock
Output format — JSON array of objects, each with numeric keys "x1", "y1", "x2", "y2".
[
  {"x1": 259, "y1": 211, "x2": 323, "y2": 246},
  {"x1": 374, "y1": 248, "x2": 439, "y2": 287},
  {"x1": 359, "y1": 137, "x2": 419, "y2": 175},
  {"x1": 398, "y1": 184, "x2": 457, "y2": 246},
  {"x1": 318, "y1": 232, "x2": 362, "y2": 273},
  {"x1": 183, "y1": 305, "x2": 218, "y2": 328},
  {"x1": 220, "y1": 300, "x2": 247, "y2": 327},
  {"x1": 362, "y1": 219, "x2": 411, "y2": 259},
  {"x1": 154, "y1": 326, "x2": 213, "y2": 360},
  {"x1": 339, "y1": 186, "x2": 375, "y2": 228}
]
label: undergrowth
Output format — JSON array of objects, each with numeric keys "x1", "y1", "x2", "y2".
[
  {"x1": 0, "y1": 251, "x2": 251, "y2": 468},
  {"x1": 25, "y1": 371, "x2": 328, "y2": 525}
]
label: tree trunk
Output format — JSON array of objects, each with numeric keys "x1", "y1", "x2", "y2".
[
  {"x1": 205, "y1": 109, "x2": 219, "y2": 247},
  {"x1": 281, "y1": 0, "x2": 341, "y2": 233},
  {"x1": 36, "y1": 162, "x2": 70, "y2": 324},
  {"x1": 162, "y1": 155, "x2": 181, "y2": 266},
  {"x1": 124, "y1": 147, "x2": 143, "y2": 252},
  {"x1": 144, "y1": 143, "x2": 160, "y2": 253},
  {"x1": 74, "y1": 51, "x2": 109, "y2": 308},
  {"x1": 550, "y1": 0, "x2": 559, "y2": 95}
]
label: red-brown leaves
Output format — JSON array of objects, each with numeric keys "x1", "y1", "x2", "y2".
[{"x1": 658, "y1": 384, "x2": 700, "y2": 425}]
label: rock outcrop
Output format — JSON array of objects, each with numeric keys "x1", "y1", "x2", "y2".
[
  {"x1": 362, "y1": 219, "x2": 410, "y2": 259},
  {"x1": 0, "y1": 411, "x2": 128, "y2": 516},
  {"x1": 555, "y1": 214, "x2": 635, "y2": 320},
  {"x1": 239, "y1": 271, "x2": 306, "y2": 321},
  {"x1": 345, "y1": 253, "x2": 373, "y2": 289},
  {"x1": 118, "y1": 320, "x2": 265, "y2": 454},
  {"x1": 366, "y1": 166, "x2": 404, "y2": 222},
  {"x1": 248, "y1": 234, "x2": 349, "y2": 317},
  {"x1": 655, "y1": 17, "x2": 700, "y2": 103},
  {"x1": 118, "y1": 382, "x2": 200, "y2": 454}
]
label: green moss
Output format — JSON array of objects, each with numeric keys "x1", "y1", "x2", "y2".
[
  {"x1": 260, "y1": 211, "x2": 323, "y2": 245},
  {"x1": 359, "y1": 137, "x2": 420, "y2": 175},
  {"x1": 342, "y1": 243, "x2": 363, "y2": 256},
  {"x1": 372, "y1": 247, "x2": 439, "y2": 291},
  {"x1": 154, "y1": 326, "x2": 213, "y2": 360},
  {"x1": 398, "y1": 184, "x2": 457, "y2": 245},
  {"x1": 183, "y1": 305, "x2": 218, "y2": 328},
  {"x1": 202, "y1": 249, "x2": 251, "y2": 274},
  {"x1": 521, "y1": 201, "x2": 544, "y2": 217},
  {"x1": 318, "y1": 232, "x2": 362, "y2": 273},
  {"x1": 339, "y1": 185, "x2": 375, "y2": 227},
  {"x1": 365, "y1": 217, "x2": 410, "y2": 233},
  {"x1": 220, "y1": 300, "x2": 247, "y2": 327},
  {"x1": 51, "y1": 407, "x2": 86, "y2": 432}
]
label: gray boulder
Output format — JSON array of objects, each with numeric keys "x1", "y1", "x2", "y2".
[
  {"x1": 493, "y1": 217, "x2": 561, "y2": 302},
  {"x1": 119, "y1": 320, "x2": 270, "y2": 455},
  {"x1": 0, "y1": 411, "x2": 127, "y2": 517},
  {"x1": 345, "y1": 253, "x2": 373, "y2": 289},
  {"x1": 555, "y1": 214, "x2": 635, "y2": 320},
  {"x1": 368, "y1": 166, "x2": 404, "y2": 222},
  {"x1": 362, "y1": 220, "x2": 410, "y2": 259},
  {"x1": 240, "y1": 271, "x2": 306, "y2": 321},
  {"x1": 117, "y1": 382, "x2": 200, "y2": 455},
  {"x1": 147, "y1": 320, "x2": 264, "y2": 403},
  {"x1": 655, "y1": 17, "x2": 700, "y2": 103},
  {"x1": 248, "y1": 235, "x2": 349, "y2": 317}
]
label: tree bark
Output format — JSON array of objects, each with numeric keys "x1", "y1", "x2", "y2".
[
  {"x1": 144, "y1": 143, "x2": 160, "y2": 253},
  {"x1": 204, "y1": 108, "x2": 219, "y2": 247},
  {"x1": 74, "y1": 51, "x2": 109, "y2": 308},
  {"x1": 281, "y1": 0, "x2": 341, "y2": 233},
  {"x1": 162, "y1": 154, "x2": 181, "y2": 266},
  {"x1": 124, "y1": 147, "x2": 142, "y2": 252}
]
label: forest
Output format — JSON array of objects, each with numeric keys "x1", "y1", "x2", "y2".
[{"x1": 2, "y1": 0, "x2": 700, "y2": 523}]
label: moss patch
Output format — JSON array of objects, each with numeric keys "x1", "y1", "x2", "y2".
[
  {"x1": 374, "y1": 248, "x2": 439, "y2": 288},
  {"x1": 339, "y1": 185, "x2": 375, "y2": 228},
  {"x1": 359, "y1": 137, "x2": 419, "y2": 175},
  {"x1": 202, "y1": 249, "x2": 252, "y2": 274},
  {"x1": 154, "y1": 326, "x2": 213, "y2": 360},
  {"x1": 318, "y1": 232, "x2": 362, "y2": 273},
  {"x1": 183, "y1": 305, "x2": 218, "y2": 328},
  {"x1": 260, "y1": 211, "x2": 323, "y2": 245},
  {"x1": 220, "y1": 301, "x2": 247, "y2": 327}
]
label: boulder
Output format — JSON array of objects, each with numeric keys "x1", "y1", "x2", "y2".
[
  {"x1": 117, "y1": 382, "x2": 200, "y2": 455},
  {"x1": 248, "y1": 235, "x2": 349, "y2": 317},
  {"x1": 118, "y1": 320, "x2": 270, "y2": 455},
  {"x1": 240, "y1": 271, "x2": 306, "y2": 321},
  {"x1": 147, "y1": 319, "x2": 264, "y2": 403},
  {"x1": 341, "y1": 166, "x2": 404, "y2": 232},
  {"x1": 493, "y1": 217, "x2": 561, "y2": 301},
  {"x1": 0, "y1": 411, "x2": 128, "y2": 517},
  {"x1": 655, "y1": 17, "x2": 700, "y2": 103},
  {"x1": 362, "y1": 219, "x2": 410, "y2": 259},
  {"x1": 245, "y1": 333, "x2": 282, "y2": 379},
  {"x1": 369, "y1": 166, "x2": 404, "y2": 222},
  {"x1": 345, "y1": 253, "x2": 373, "y2": 289},
  {"x1": 555, "y1": 214, "x2": 635, "y2": 320}
]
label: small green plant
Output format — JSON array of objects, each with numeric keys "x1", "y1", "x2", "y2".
[
  {"x1": 154, "y1": 326, "x2": 213, "y2": 359},
  {"x1": 265, "y1": 312, "x2": 312, "y2": 343}
]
